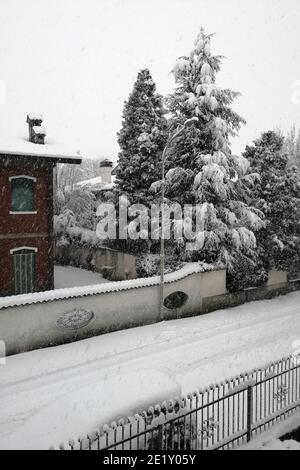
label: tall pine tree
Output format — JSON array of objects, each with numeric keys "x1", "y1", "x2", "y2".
[
  {"x1": 166, "y1": 28, "x2": 246, "y2": 171},
  {"x1": 116, "y1": 69, "x2": 167, "y2": 204},
  {"x1": 151, "y1": 28, "x2": 265, "y2": 286},
  {"x1": 243, "y1": 131, "x2": 300, "y2": 273}
]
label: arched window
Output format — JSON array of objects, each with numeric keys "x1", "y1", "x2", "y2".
[
  {"x1": 10, "y1": 247, "x2": 37, "y2": 294},
  {"x1": 9, "y1": 175, "x2": 36, "y2": 213}
]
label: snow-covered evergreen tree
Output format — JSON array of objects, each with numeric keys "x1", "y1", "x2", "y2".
[
  {"x1": 151, "y1": 28, "x2": 265, "y2": 287},
  {"x1": 243, "y1": 131, "x2": 300, "y2": 273},
  {"x1": 116, "y1": 69, "x2": 167, "y2": 204},
  {"x1": 166, "y1": 28, "x2": 246, "y2": 172}
]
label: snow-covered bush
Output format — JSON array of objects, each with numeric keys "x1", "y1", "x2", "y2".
[
  {"x1": 226, "y1": 255, "x2": 268, "y2": 292},
  {"x1": 136, "y1": 254, "x2": 160, "y2": 278},
  {"x1": 54, "y1": 209, "x2": 76, "y2": 236},
  {"x1": 136, "y1": 254, "x2": 185, "y2": 278},
  {"x1": 54, "y1": 209, "x2": 103, "y2": 248}
]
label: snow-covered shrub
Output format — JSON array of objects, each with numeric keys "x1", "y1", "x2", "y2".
[
  {"x1": 136, "y1": 254, "x2": 160, "y2": 277},
  {"x1": 226, "y1": 255, "x2": 267, "y2": 292},
  {"x1": 135, "y1": 254, "x2": 185, "y2": 279},
  {"x1": 54, "y1": 209, "x2": 76, "y2": 237},
  {"x1": 66, "y1": 226, "x2": 100, "y2": 247},
  {"x1": 54, "y1": 209, "x2": 104, "y2": 249}
]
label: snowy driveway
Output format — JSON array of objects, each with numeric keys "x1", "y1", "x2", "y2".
[
  {"x1": 54, "y1": 265, "x2": 109, "y2": 289},
  {"x1": 0, "y1": 291, "x2": 300, "y2": 449}
]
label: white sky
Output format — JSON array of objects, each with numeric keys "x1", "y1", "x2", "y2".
[{"x1": 0, "y1": 0, "x2": 299, "y2": 162}]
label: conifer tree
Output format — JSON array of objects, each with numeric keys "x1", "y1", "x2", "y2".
[
  {"x1": 116, "y1": 69, "x2": 167, "y2": 204},
  {"x1": 151, "y1": 28, "x2": 265, "y2": 287},
  {"x1": 166, "y1": 28, "x2": 246, "y2": 172},
  {"x1": 243, "y1": 131, "x2": 300, "y2": 273}
]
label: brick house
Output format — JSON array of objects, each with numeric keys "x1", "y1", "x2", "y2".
[{"x1": 0, "y1": 115, "x2": 82, "y2": 296}]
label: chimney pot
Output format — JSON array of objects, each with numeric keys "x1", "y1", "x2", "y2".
[
  {"x1": 99, "y1": 158, "x2": 113, "y2": 184},
  {"x1": 27, "y1": 114, "x2": 45, "y2": 144}
]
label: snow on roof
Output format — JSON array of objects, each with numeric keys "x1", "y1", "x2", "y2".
[
  {"x1": 77, "y1": 176, "x2": 103, "y2": 187},
  {"x1": 0, "y1": 262, "x2": 221, "y2": 310},
  {"x1": 0, "y1": 137, "x2": 82, "y2": 163},
  {"x1": 99, "y1": 182, "x2": 115, "y2": 191},
  {"x1": 77, "y1": 176, "x2": 116, "y2": 191},
  {"x1": 27, "y1": 113, "x2": 43, "y2": 121}
]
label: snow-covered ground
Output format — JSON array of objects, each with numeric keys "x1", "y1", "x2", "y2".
[
  {"x1": 0, "y1": 291, "x2": 300, "y2": 450},
  {"x1": 258, "y1": 439, "x2": 300, "y2": 450},
  {"x1": 240, "y1": 412, "x2": 300, "y2": 450},
  {"x1": 54, "y1": 266, "x2": 109, "y2": 289}
]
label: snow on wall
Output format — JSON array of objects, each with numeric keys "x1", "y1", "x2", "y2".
[
  {"x1": 0, "y1": 264, "x2": 226, "y2": 355},
  {"x1": 0, "y1": 262, "x2": 218, "y2": 310}
]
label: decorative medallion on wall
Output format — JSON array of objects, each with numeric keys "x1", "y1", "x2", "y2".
[
  {"x1": 164, "y1": 291, "x2": 188, "y2": 310},
  {"x1": 56, "y1": 309, "x2": 94, "y2": 330}
]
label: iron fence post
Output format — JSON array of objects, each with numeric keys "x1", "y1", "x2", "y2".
[
  {"x1": 157, "y1": 424, "x2": 164, "y2": 450},
  {"x1": 246, "y1": 385, "x2": 253, "y2": 442}
]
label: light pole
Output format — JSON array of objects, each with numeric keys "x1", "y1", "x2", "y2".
[{"x1": 158, "y1": 117, "x2": 197, "y2": 322}]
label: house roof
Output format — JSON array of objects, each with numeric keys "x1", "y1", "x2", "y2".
[
  {"x1": 27, "y1": 113, "x2": 43, "y2": 122},
  {"x1": 77, "y1": 176, "x2": 103, "y2": 187},
  {"x1": 0, "y1": 137, "x2": 82, "y2": 164},
  {"x1": 77, "y1": 175, "x2": 116, "y2": 191}
]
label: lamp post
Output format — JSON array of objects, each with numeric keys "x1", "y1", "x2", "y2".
[{"x1": 158, "y1": 117, "x2": 197, "y2": 322}]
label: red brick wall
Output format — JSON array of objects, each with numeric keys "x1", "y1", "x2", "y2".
[{"x1": 0, "y1": 157, "x2": 54, "y2": 296}]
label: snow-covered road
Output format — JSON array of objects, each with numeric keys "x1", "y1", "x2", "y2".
[{"x1": 0, "y1": 291, "x2": 300, "y2": 449}]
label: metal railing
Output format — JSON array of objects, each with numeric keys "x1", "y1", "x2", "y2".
[{"x1": 57, "y1": 354, "x2": 300, "y2": 450}]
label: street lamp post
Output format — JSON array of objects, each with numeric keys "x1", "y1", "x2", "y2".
[{"x1": 158, "y1": 118, "x2": 197, "y2": 322}]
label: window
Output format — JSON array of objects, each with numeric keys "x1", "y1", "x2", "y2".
[
  {"x1": 10, "y1": 176, "x2": 36, "y2": 213},
  {"x1": 11, "y1": 247, "x2": 37, "y2": 295}
]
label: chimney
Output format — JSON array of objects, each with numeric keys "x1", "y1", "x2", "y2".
[
  {"x1": 26, "y1": 114, "x2": 46, "y2": 144},
  {"x1": 99, "y1": 158, "x2": 113, "y2": 184}
]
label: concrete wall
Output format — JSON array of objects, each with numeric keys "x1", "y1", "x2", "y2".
[
  {"x1": 55, "y1": 245, "x2": 137, "y2": 281},
  {"x1": 267, "y1": 270, "x2": 287, "y2": 287},
  {"x1": 0, "y1": 268, "x2": 226, "y2": 356},
  {"x1": 0, "y1": 267, "x2": 297, "y2": 357}
]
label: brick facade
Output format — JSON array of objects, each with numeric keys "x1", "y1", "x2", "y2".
[{"x1": 0, "y1": 157, "x2": 54, "y2": 296}]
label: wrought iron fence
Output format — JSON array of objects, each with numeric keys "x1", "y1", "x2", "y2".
[{"x1": 56, "y1": 354, "x2": 300, "y2": 450}]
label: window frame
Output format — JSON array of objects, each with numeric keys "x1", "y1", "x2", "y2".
[
  {"x1": 10, "y1": 246, "x2": 38, "y2": 254},
  {"x1": 9, "y1": 175, "x2": 37, "y2": 214}
]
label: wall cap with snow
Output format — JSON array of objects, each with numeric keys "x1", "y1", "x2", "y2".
[{"x1": 0, "y1": 262, "x2": 223, "y2": 310}]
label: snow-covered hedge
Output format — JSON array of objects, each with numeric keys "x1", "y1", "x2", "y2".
[{"x1": 54, "y1": 210, "x2": 102, "y2": 248}]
